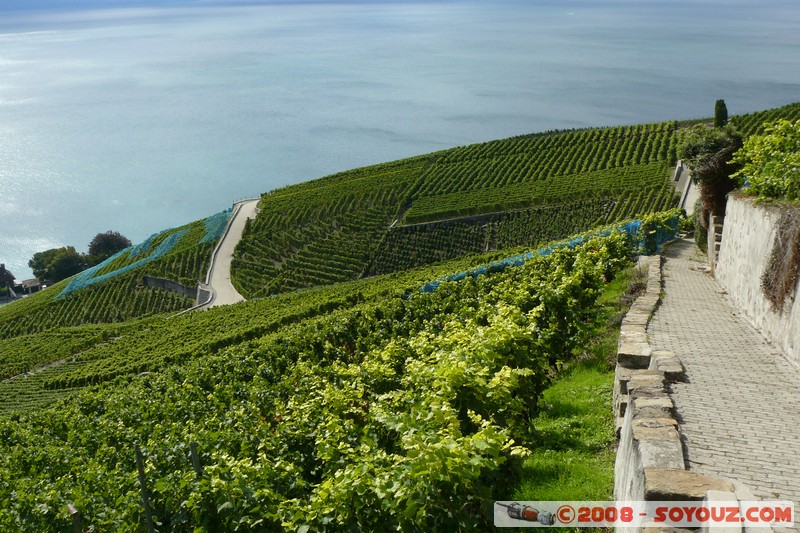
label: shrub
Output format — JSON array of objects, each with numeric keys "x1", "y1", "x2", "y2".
[{"x1": 732, "y1": 119, "x2": 800, "y2": 201}]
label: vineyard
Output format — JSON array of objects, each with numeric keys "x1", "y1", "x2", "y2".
[
  {"x1": 230, "y1": 160, "x2": 425, "y2": 297},
  {"x1": 0, "y1": 211, "x2": 679, "y2": 414},
  {"x1": 232, "y1": 124, "x2": 682, "y2": 298},
  {"x1": 231, "y1": 104, "x2": 800, "y2": 299},
  {"x1": 369, "y1": 198, "x2": 615, "y2": 275},
  {"x1": 403, "y1": 162, "x2": 674, "y2": 223},
  {"x1": 0, "y1": 229, "x2": 638, "y2": 531},
  {"x1": 730, "y1": 101, "x2": 800, "y2": 137},
  {"x1": 0, "y1": 103, "x2": 798, "y2": 530},
  {"x1": 0, "y1": 210, "x2": 230, "y2": 339},
  {"x1": 0, "y1": 241, "x2": 507, "y2": 414},
  {"x1": 407, "y1": 122, "x2": 677, "y2": 200}
]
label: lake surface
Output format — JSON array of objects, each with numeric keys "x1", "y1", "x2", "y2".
[{"x1": 2, "y1": 0, "x2": 799, "y2": 278}]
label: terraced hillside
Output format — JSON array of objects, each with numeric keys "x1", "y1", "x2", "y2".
[
  {"x1": 5, "y1": 103, "x2": 798, "y2": 336},
  {"x1": 0, "y1": 210, "x2": 230, "y2": 339},
  {"x1": 731, "y1": 101, "x2": 800, "y2": 137},
  {"x1": 1, "y1": 103, "x2": 796, "y2": 531},
  {"x1": 0, "y1": 217, "x2": 679, "y2": 530},
  {"x1": 232, "y1": 103, "x2": 800, "y2": 299},
  {"x1": 232, "y1": 123, "x2": 681, "y2": 297}
]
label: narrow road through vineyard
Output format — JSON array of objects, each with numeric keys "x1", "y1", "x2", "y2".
[{"x1": 203, "y1": 199, "x2": 259, "y2": 308}]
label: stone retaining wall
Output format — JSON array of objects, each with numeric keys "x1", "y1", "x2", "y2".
[
  {"x1": 142, "y1": 275, "x2": 199, "y2": 302},
  {"x1": 715, "y1": 195, "x2": 800, "y2": 368},
  {"x1": 613, "y1": 256, "x2": 740, "y2": 531}
]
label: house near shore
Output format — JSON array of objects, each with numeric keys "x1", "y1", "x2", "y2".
[
  {"x1": 18, "y1": 278, "x2": 45, "y2": 295},
  {"x1": 0, "y1": 264, "x2": 47, "y2": 298},
  {"x1": 0, "y1": 264, "x2": 14, "y2": 289}
]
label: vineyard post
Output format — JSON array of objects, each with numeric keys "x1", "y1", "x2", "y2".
[
  {"x1": 189, "y1": 441, "x2": 221, "y2": 529},
  {"x1": 189, "y1": 441, "x2": 202, "y2": 475},
  {"x1": 135, "y1": 444, "x2": 156, "y2": 533},
  {"x1": 67, "y1": 503, "x2": 82, "y2": 533}
]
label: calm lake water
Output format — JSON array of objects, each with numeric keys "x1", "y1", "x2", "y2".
[{"x1": 1, "y1": 0, "x2": 799, "y2": 278}]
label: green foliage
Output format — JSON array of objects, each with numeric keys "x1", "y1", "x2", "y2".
[
  {"x1": 87, "y1": 230, "x2": 132, "y2": 266},
  {"x1": 28, "y1": 249, "x2": 59, "y2": 280},
  {"x1": 0, "y1": 232, "x2": 634, "y2": 530},
  {"x1": 639, "y1": 208, "x2": 683, "y2": 255},
  {"x1": 715, "y1": 99, "x2": 728, "y2": 128},
  {"x1": 730, "y1": 102, "x2": 800, "y2": 138},
  {"x1": 233, "y1": 123, "x2": 679, "y2": 298},
  {"x1": 49, "y1": 247, "x2": 86, "y2": 282},
  {"x1": 677, "y1": 124, "x2": 742, "y2": 216},
  {"x1": 28, "y1": 247, "x2": 85, "y2": 282},
  {"x1": 732, "y1": 118, "x2": 800, "y2": 200}
]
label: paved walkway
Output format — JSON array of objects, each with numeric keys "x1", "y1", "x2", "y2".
[
  {"x1": 648, "y1": 239, "x2": 800, "y2": 528},
  {"x1": 203, "y1": 199, "x2": 259, "y2": 309}
]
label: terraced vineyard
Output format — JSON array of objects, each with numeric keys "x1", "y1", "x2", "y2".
[
  {"x1": 0, "y1": 228, "x2": 643, "y2": 530},
  {"x1": 233, "y1": 124, "x2": 683, "y2": 298},
  {"x1": 369, "y1": 198, "x2": 615, "y2": 275},
  {"x1": 231, "y1": 160, "x2": 425, "y2": 297},
  {"x1": 408, "y1": 122, "x2": 677, "y2": 200},
  {"x1": 731, "y1": 101, "x2": 800, "y2": 137},
  {"x1": 0, "y1": 210, "x2": 230, "y2": 339},
  {"x1": 403, "y1": 162, "x2": 674, "y2": 223},
  {"x1": 231, "y1": 104, "x2": 800, "y2": 300},
  {"x1": 0, "y1": 244, "x2": 501, "y2": 414}
]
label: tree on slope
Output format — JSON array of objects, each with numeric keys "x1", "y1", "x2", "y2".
[
  {"x1": 678, "y1": 124, "x2": 742, "y2": 229},
  {"x1": 29, "y1": 247, "x2": 85, "y2": 282},
  {"x1": 87, "y1": 230, "x2": 131, "y2": 265},
  {"x1": 714, "y1": 99, "x2": 729, "y2": 128}
]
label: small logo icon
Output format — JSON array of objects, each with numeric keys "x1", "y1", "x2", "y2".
[{"x1": 496, "y1": 502, "x2": 556, "y2": 525}]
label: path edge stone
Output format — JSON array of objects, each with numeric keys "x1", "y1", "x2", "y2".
[{"x1": 612, "y1": 254, "x2": 755, "y2": 532}]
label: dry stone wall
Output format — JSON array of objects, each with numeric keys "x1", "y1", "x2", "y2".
[{"x1": 613, "y1": 256, "x2": 741, "y2": 532}]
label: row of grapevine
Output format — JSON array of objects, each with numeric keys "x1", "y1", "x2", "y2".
[
  {"x1": 0, "y1": 230, "x2": 634, "y2": 530},
  {"x1": 0, "y1": 212, "x2": 229, "y2": 340},
  {"x1": 404, "y1": 162, "x2": 673, "y2": 223},
  {"x1": 369, "y1": 198, "x2": 615, "y2": 275},
  {"x1": 0, "y1": 274, "x2": 193, "y2": 339},
  {"x1": 730, "y1": 102, "x2": 800, "y2": 138},
  {"x1": 410, "y1": 122, "x2": 678, "y2": 199}
]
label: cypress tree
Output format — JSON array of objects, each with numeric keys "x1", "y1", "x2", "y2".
[{"x1": 714, "y1": 99, "x2": 728, "y2": 127}]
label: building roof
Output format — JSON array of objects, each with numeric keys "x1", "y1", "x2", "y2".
[
  {"x1": 21, "y1": 279, "x2": 42, "y2": 289},
  {"x1": 0, "y1": 264, "x2": 15, "y2": 285}
]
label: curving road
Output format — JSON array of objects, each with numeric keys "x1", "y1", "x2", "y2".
[{"x1": 202, "y1": 198, "x2": 259, "y2": 309}]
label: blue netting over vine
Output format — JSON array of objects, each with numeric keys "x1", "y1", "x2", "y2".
[
  {"x1": 200, "y1": 209, "x2": 233, "y2": 244},
  {"x1": 418, "y1": 217, "x2": 678, "y2": 294},
  {"x1": 57, "y1": 228, "x2": 190, "y2": 300},
  {"x1": 128, "y1": 228, "x2": 170, "y2": 259}
]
